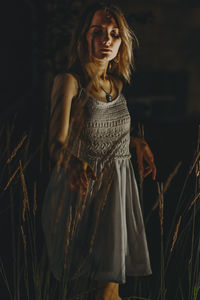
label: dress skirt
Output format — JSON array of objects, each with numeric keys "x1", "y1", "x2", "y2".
[{"x1": 42, "y1": 157, "x2": 152, "y2": 284}]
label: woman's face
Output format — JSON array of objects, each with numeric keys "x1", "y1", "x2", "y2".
[{"x1": 86, "y1": 10, "x2": 122, "y2": 62}]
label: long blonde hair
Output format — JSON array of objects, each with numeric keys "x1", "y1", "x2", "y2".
[{"x1": 68, "y1": 3, "x2": 138, "y2": 84}]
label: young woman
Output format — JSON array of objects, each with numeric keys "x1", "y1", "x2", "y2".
[{"x1": 42, "y1": 3, "x2": 156, "y2": 299}]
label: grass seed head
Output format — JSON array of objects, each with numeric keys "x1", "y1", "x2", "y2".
[{"x1": 170, "y1": 216, "x2": 182, "y2": 253}]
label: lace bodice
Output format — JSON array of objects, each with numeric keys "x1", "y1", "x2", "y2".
[{"x1": 77, "y1": 92, "x2": 131, "y2": 165}]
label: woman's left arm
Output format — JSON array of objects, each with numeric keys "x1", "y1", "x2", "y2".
[{"x1": 130, "y1": 136, "x2": 157, "y2": 180}]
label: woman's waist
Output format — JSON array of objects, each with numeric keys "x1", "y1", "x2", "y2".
[{"x1": 77, "y1": 142, "x2": 131, "y2": 164}]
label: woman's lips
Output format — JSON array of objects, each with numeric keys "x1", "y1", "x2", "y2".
[{"x1": 100, "y1": 48, "x2": 112, "y2": 52}]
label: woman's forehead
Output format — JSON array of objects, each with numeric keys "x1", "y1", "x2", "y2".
[{"x1": 90, "y1": 10, "x2": 118, "y2": 27}]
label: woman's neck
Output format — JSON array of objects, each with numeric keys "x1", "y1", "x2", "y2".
[{"x1": 86, "y1": 59, "x2": 109, "y2": 81}]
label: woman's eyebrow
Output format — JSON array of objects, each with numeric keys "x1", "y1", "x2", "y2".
[
  {"x1": 89, "y1": 25, "x2": 119, "y2": 29},
  {"x1": 89, "y1": 25, "x2": 101, "y2": 29}
]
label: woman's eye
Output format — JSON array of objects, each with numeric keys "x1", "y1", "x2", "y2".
[
  {"x1": 93, "y1": 30, "x2": 102, "y2": 36},
  {"x1": 111, "y1": 31, "x2": 120, "y2": 38}
]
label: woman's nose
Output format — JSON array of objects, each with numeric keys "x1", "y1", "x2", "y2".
[{"x1": 102, "y1": 32, "x2": 111, "y2": 46}]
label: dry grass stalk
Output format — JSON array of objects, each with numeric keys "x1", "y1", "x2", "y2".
[
  {"x1": 196, "y1": 160, "x2": 200, "y2": 190},
  {"x1": 70, "y1": 192, "x2": 81, "y2": 238},
  {"x1": 6, "y1": 134, "x2": 28, "y2": 164},
  {"x1": 33, "y1": 181, "x2": 37, "y2": 216},
  {"x1": 70, "y1": 188, "x2": 89, "y2": 240},
  {"x1": 195, "y1": 160, "x2": 200, "y2": 177},
  {"x1": 170, "y1": 215, "x2": 182, "y2": 252},
  {"x1": 188, "y1": 192, "x2": 200, "y2": 211},
  {"x1": 4, "y1": 143, "x2": 40, "y2": 192},
  {"x1": 189, "y1": 151, "x2": 200, "y2": 175},
  {"x1": 64, "y1": 205, "x2": 72, "y2": 263},
  {"x1": 79, "y1": 190, "x2": 89, "y2": 222},
  {"x1": 20, "y1": 144, "x2": 40, "y2": 174},
  {"x1": 19, "y1": 160, "x2": 30, "y2": 222},
  {"x1": 77, "y1": 139, "x2": 81, "y2": 158},
  {"x1": 20, "y1": 225, "x2": 27, "y2": 252},
  {"x1": 163, "y1": 161, "x2": 182, "y2": 193},
  {"x1": 4, "y1": 166, "x2": 20, "y2": 191},
  {"x1": 158, "y1": 182, "x2": 164, "y2": 235},
  {"x1": 152, "y1": 162, "x2": 182, "y2": 211},
  {"x1": 138, "y1": 122, "x2": 145, "y2": 138}
]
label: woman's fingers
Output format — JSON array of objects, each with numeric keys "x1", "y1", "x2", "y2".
[
  {"x1": 144, "y1": 156, "x2": 157, "y2": 180},
  {"x1": 143, "y1": 146, "x2": 157, "y2": 180},
  {"x1": 132, "y1": 137, "x2": 157, "y2": 180},
  {"x1": 69, "y1": 176, "x2": 87, "y2": 194},
  {"x1": 143, "y1": 166, "x2": 151, "y2": 177},
  {"x1": 86, "y1": 164, "x2": 97, "y2": 180},
  {"x1": 69, "y1": 164, "x2": 93, "y2": 194},
  {"x1": 135, "y1": 144, "x2": 157, "y2": 180},
  {"x1": 143, "y1": 162, "x2": 156, "y2": 180},
  {"x1": 143, "y1": 166, "x2": 153, "y2": 178},
  {"x1": 68, "y1": 158, "x2": 97, "y2": 194}
]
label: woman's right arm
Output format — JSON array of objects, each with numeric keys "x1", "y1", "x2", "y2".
[
  {"x1": 49, "y1": 72, "x2": 79, "y2": 161},
  {"x1": 49, "y1": 73, "x2": 96, "y2": 194}
]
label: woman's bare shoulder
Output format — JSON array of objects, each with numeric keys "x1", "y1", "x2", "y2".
[
  {"x1": 53, "y1": 72, "x2": 79, "y2": 99},
  {"x1": 54, "y1": 72, "x2": 78, "y2": 81}
]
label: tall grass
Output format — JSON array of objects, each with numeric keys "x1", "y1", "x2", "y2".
[{"x1": 0, "y1": 120, "x2": 200, "y2": 299}]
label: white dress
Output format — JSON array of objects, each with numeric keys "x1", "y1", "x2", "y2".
[{"x1": 42, "y1": 82, "x2": 152, "y2": 284}]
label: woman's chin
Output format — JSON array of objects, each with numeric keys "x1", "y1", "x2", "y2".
[{"x1": 93, "y1": 53, "x2": 113, "y2": 62}]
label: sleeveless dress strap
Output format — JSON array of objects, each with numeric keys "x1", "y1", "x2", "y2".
[{"x1": 70, "y1": 72, "x2": 85, "y2": 100}]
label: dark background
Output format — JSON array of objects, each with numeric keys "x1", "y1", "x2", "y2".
[{"x1": 1, "y1": 0, "x2": 200, "y2": 299}]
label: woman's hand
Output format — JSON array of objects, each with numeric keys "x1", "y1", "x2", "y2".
[
  {"x1": 130, "y1": 137, "x2": 156, "y2": 180},
  {"x1": 68, "y1": 156, "x2": 97, "y2": 195}
]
